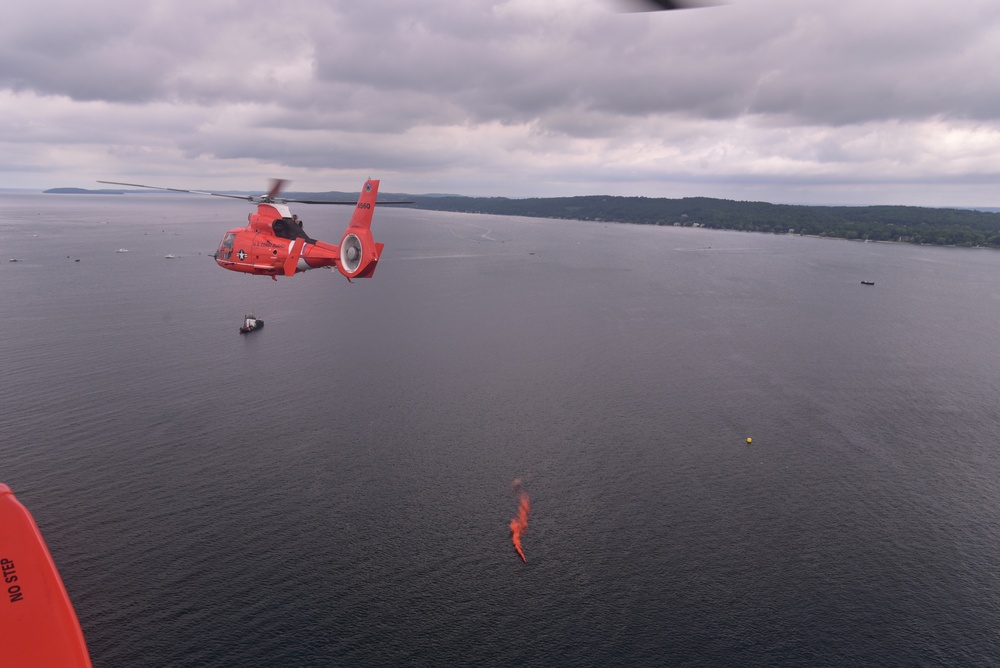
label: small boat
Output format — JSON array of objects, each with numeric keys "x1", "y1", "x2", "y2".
[
  {"x1": 8, "y1": 258, "x2": 17, "y2": 262},
  {"x1": 116, "y1": 248, "x2": 128, "y2": 253},
  {"x1": 861, "y1": 280, "x2": 875, "y2": 286},
  {"x1": 239, "y1": 313, "x2": 263, "y2": 334},
  {"x1": 164, "y1": 254, "x2": 176, "y2": 259}
]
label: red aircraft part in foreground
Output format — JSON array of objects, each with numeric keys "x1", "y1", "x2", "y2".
[
  {"x1": 0, "y1": 484, "x2": 92, "y2": 667},
  {"x1": 214, "y1": 179, "x2": 385, "y2": 281}
]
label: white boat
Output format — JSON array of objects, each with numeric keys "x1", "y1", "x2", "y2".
[{"x1": 239, "y1": 313, "x2": 263, "y2": 334}]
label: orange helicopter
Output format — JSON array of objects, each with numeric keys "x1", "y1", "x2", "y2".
[{"x1": 98, "y1": 178, "x2": 410, "y2": 282}]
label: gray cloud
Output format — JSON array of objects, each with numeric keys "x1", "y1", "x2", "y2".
[{"x1": 2, "y1": 0, "x2": 1000, "y2": 205}]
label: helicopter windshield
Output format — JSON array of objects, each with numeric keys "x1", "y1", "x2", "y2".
[{"x1": 217, "y1": 232, "x2": 236, "y2": 260}]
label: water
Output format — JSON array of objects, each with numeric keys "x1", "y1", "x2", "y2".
[{"x1": 2, "y1": 193, "x2": 999, "y2": 666}]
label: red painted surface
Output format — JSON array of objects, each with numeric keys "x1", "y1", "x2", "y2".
[{"x1": 0, "y1": 484, "x2": 92, "y2": 667}]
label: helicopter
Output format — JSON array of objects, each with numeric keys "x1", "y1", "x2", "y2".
[{"x1": 97, "y1": 178, "x2": 410, "y2": 282}]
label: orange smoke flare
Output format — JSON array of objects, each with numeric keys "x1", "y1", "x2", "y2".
[{"x1": 510, "y1": 490, "x2": 530, "y2": 563}]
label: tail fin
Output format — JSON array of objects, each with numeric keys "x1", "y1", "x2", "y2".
[
  {"x1": 347, "y1": 179, "x2": 379, "y2": 231},
  {"x1": 337, "y1": 180, "x2": 383, "y2": 279}
]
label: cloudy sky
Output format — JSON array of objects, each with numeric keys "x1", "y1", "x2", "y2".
[{"x1": 3, "y1": 0, "x2": 1000, "y2": 205}]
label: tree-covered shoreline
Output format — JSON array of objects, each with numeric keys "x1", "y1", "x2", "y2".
[{"x1": 408, "y1": 195, "x2": 1000, "y2": 248}]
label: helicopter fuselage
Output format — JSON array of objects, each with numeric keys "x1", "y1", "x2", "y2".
[{"x1": 214, "y1": 203, "x2": 339, "y2": 278}]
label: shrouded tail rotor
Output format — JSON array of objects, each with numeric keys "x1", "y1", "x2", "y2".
[
  {"x1": 336, "y1": 228, "x2": 384, "y2": 279},
  {"x1": 340, "y1": 233, "x2": 363, "y2": 274}
]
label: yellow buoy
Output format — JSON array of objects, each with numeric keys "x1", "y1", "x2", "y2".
[{"x1": 746, "y1": 437, "x2": 752, "y2": 444}]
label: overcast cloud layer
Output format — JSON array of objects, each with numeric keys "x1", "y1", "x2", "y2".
[{"x1": 3, "y1": 0, "x2": 1000, "y2": 205}]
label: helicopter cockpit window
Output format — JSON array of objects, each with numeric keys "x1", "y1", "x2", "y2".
[
  {"x1": 271, "y1": 217, "x2": 314, "y2": 243},
  {"x1": 217, "y1": 232, "x2": 236, "y2": 260}
]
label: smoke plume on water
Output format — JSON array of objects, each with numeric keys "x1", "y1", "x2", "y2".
[{"x1": 510, "y1": 479, "x2": 530, "y2": 563}]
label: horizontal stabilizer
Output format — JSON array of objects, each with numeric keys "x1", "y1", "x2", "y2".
[{"x1": 355, "y1": 242, "x2": 385, "y2": 278}]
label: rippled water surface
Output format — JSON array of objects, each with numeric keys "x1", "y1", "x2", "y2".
[{"x1": 2, "y1": 193, "x2": 999, "y2": 666}]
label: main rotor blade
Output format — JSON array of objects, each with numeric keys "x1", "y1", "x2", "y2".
[
  {"x1": 281, "y1": 198, "x2": 356, "y2": 205},
  {"x1": 97, "y1": 180, "x2": 254, "y2": 201},
  {"x1": 280, "y1": 198, "x2": 415, "y2": 205},
  {"x1": 266, "y1": 179, "x2": 287, "y2": 200},
  {"x1": 618, "y1": 0, "x2": 721, "y2": 10},
  {"x1": 644, "y1": 0, "x2": 688, "y2": 7},
  {"x1": 99, "y1": 181, "x2": 414, "y2": 206}
]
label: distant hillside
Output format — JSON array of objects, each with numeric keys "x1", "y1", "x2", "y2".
[
  {"x1": 405, "y1": 195, "x2": 1000, "y2": 248},
  {"x1": 45, "y1": 186, "x2": 1000, "y2": 248}
]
